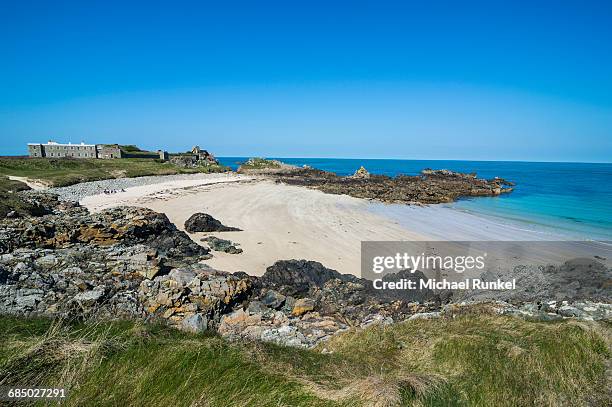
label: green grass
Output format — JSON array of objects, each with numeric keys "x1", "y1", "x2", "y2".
[
  {"x1": 0, "y1": 310, "x2": 609, "y2": 406},
  {"x1": 0, "y1": 317, "x2": 335, "y2": 407},
  {"x1": 0, "y1": 176, "x2": 47, "y2": 218},
  {"x1": 0, "y1": 157, "x2": 228, "y2": 187},
  {"x1": 118, "y1": 145, "x2": 144, "y2": 153}
]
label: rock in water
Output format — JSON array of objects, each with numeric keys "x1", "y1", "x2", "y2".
[
  {"x1": 274, "y1": 167, "x2": 515, "y2": 204},
  {"x1": 184, "y1": 213, "x2": 242, "y2": 233}
]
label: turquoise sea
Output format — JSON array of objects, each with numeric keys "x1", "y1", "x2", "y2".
[{"x1": 218, "y1": 157, "x2": 612, "y2": 241}]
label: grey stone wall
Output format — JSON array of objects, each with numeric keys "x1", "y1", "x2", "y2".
[
  {"x1": 28, "y1": 144, "x2": 97, "y2": 158},
  {"x1": 96, "y1": 145, "x2": 123, "y2": 159},
  {"x1": 28, "y1": 144, "x2": 44, "y2": 157}
]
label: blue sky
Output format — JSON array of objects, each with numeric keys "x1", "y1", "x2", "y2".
[{"x1": 1, "y1": 0, "x2": 611, "y2": 161}]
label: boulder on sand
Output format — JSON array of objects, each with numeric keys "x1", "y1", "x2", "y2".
[
  {"x1": 184, "y1": 213, "x2": 241, "y2": 233},
  {"x1": 201, "y1": 236, "x2": 243, "y2": 254}
]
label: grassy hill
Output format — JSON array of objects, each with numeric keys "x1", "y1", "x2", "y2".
[
  {"x1": 1, "y1": 310, "x2": 609, "y2": 406},
  {"x1": 0, "y1": 157, "x2": 228, "y2": 187}
]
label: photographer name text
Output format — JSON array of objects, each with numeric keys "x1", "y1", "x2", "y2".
[{"x1": 373, "y1": 278, "x2": 516, "y2": 291}]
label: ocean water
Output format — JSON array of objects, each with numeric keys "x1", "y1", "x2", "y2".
[{"x1": 218, "y1": 157, "x2": 612, "y2": 241}]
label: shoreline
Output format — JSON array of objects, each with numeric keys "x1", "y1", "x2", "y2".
[
  {"x1": 368, "y1": 201, "x2": 591, "y2": 242},
  {"x1": 73, "y1": 172, "x2": 606, "y2": 277}
]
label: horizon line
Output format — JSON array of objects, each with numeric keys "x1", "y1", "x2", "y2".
[
  {"x1": 217, "y1": 155, "x2": 612, "y2": 165},
  {"x1": 1, "y1": 153, "x2": 610, "y2": 165}
]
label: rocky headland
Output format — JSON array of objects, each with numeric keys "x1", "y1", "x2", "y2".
[
  {"x1": 236, "y1": 158, "x2": 515, "y2": 204},
  {"x1": 1, "y1": 192, "x2": 610, "y2": 349},
  {"x1": 272, "y1": 166, "x2": 515, "y2": 204}
]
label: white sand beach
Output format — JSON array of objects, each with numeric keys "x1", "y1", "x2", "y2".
[{"x1": 81, "y1": 173, "x2": 611, "y2": 276}]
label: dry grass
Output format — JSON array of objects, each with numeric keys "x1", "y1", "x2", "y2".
[
  {"x1": 0, "y1": 312, "x2": 609, "y2": 406},
  {"x1": 244, "y1": 312, "x2": 611, "y2": 406}
]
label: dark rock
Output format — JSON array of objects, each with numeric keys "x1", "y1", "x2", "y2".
[
  {"x1": 247, "y1": 300, "x2": 271, "y2": 315},
  {"x1": 258, "y1": 260, "x2": 438, "y2": 324},
  {"x1": 274, "y1": 167, "x2": 514, "y2": 204},
  {"x1": 0, "y1": 204, "x2": 210, "y2": 263},
  {"x1": 0, "y1": 266, "x2": 8, "y2": 284},
  {"x1": 184, "y1": 213, "x2": 241, "y2": 233},
  {"x1": 201, "y1": 236, "x2": 242, "y2": 254},
  {"x1": 260, "y1": 289, "x2": 286, "y2": 310},
  {"x1": 260, "y1": 259, "x2": 358, "y2": 297}
]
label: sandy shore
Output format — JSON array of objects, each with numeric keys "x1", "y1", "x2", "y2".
[
  {"x1": 83, "y1": 175, "x2": 427, "y2": 275},
  {"x1": 81, "y1": 173, "x2": 611, "y2": 276}
]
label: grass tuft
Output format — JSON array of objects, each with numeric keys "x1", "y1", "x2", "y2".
[{"x1": 0, "y1": 312, "x2": 609, "y2": 406}]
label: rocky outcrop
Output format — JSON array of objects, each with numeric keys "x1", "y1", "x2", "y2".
[
  {"x1": 236, "y1": 158, "x2": 299, "y2": 174},
  {"x1": 1, "y1": 189, "x2": 75, "y2": 220},
  {"x1": 274, "y1": 167, "x2": 514, "y2": 204},
  {"x1": 139, "y1": 265, "x2": 252, "y2": 330},
  {"x1": 169, "y1": 146, "x2": 221, "y2": 168},
  {"x1": 1, "y1": 194, "x2": 610, "y2": 350},
  {"x1": 0, "y1": 246, "x2": 253, "y2": 331},
  {"x1": 184, "y1": 213, "x2": 241, "y2": 233},
  {"x1": 352, "y1": 166, "x2": 370, "y2": 179},
  {"x1": 0, "y1": 195, "x2": 247, "y2": 332},
  {"x1": 260, "y1": 260, "x2": 359, "y2": 297},
  {"x1": 254, "y1": 260, "x2": 439, "y2": 325},
  {"x1": 0, "y1": 204, "x2": 209, "y2": 266},
  {"x1": 1, "y1": 244, "x2": 153, "y2": 319}
]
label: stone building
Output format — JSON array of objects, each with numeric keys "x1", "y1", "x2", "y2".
[
  {"x1": 191, "y1": 146, "x2": 218, "y2": 163},
  {"x1": 27, "y1": 141, "x2": 168, "y2": 161},
  {"x1": 28, "y1": 141, "x2": 97, "y2": 158},
  {"x1": 96, "y1": 144, "x2": 123, "y2": 159},
  {"x1": 168, "y1": 146, "x2": 219, "y2": 168}
]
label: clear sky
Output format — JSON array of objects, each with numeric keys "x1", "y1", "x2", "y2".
[{"x1": 1, "y1": 0, "x2": 611, "y2": 162}]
